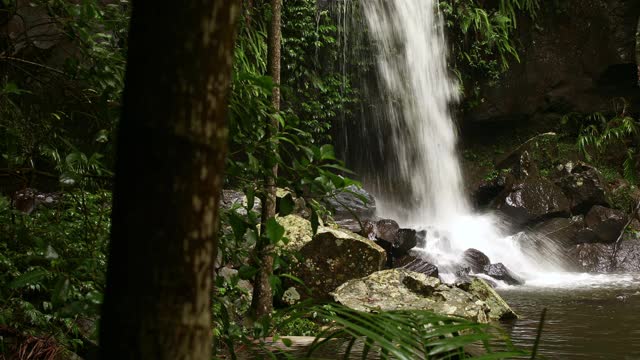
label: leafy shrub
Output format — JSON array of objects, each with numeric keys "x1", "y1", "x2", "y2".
[{"x1": 0, "y1": 191, "x2": 110, "y2": 355}]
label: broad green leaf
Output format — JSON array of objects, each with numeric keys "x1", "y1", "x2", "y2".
[
  {"x1": 238, "y1": 265, "x2": 258, "y2": 280},
  {"x1": 278, "y1": 193, "x2": 295, "y2": 216},
  {"x1": 320, "y1": 144, "x2": 336, "y2": 160},
  {"x1": 265, "y1": 218, "x2": 285, "y2": 244},
  {"x1": 310, "y1": 209, "x2": 319, "y2": 235},
  {"x1": 228, "y1": 212, "x2": 247, "y2": 241},
  {"x1": 10, "y1": 269, "x2": 48, "y2": 289}
]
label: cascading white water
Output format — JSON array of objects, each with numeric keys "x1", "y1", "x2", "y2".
[
  {"x1": 361, "y1": 0, "x2": 467, "y2": 224},
  {"x1": 359, "y1": 0, "x2": 572, "y2": 283}
]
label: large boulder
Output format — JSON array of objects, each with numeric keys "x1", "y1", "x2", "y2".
[
  {"x1": 331, "y1": 269, "x2": 517, "y2": 322},
  {"x1": 482, "y1": 263, "x2": 524, "y2": 286},
  {"x1": 374, "y1": 219, "x2": 400, "y2": 242},
  {"x1": 472, "y1": 174, "x2": 508, "y2": 208},
  {"x1": 612, "y1": 238, "x2": 640, "y2": 272},
  {"x1": 554, "y1": 162, "x2": 608, "y2": 213},
  {"x1": 493, "y1": 177, "x2": 571, "y2": 226},
  {"x1": 532, "y1": 216, "x2": 586, "y2": 247},
  {"x1": 569, "y1": 243, "x2": 614, "y2": 272},
  {"x1": 570, "y1": 237, "x2": 640, "y2": 272},
  {"x1": 393, "y1": 251, "x2": 439, "y2": 278},
  {"x1": 278, "y1": 215, "x2": 386, "y2": 300},
  {"x1": 460, "y1": 248, "x2": 491, "y2": 273},
  {"x1": 584, "y1": 205, "x2": 627, "y2": 243}
]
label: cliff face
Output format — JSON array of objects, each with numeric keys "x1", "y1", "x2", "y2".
[{"x1": 468, "y1": 0, "x2": 640, "y2": 122}]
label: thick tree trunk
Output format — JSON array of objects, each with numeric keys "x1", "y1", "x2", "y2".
[
  {"x1": 99, "y1": 1, "x2": 240, "y2": 359},
  {"x1": 636, "y1": 16, "x2": 640, "y2": 86},
  {"x1": 251, "y1": 0, "x2": 282, "y2": 320}
]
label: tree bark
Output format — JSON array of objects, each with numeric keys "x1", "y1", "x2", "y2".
[
  {"x1": 636, "y1": 16, "x2": 640, "y2": 86},
  {"x1": 99, "y1": 1, "x2": 240, "y2": 359},
  {"x1": 251, "y1": 0, "x2": 282, "y2": 320}
]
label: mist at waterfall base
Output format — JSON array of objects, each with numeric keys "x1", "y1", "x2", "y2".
[{"x1": 336, "y1": 0, "x2": 628, "y2": 289}]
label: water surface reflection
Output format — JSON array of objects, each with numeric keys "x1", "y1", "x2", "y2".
[{"x1": 499, "y1": 276, "x2": 640, "y2": 359}]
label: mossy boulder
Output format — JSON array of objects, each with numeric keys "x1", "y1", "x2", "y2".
[
  {"x1": 331, "y1": 269, "x2": 517, "y2": 323},
  {"x1": 277, "y1": 215, "x2": 386, "y2": 300}
]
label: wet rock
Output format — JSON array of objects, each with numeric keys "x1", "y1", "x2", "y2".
[
  {"x1": 472, "y1": 174, "x2": 508, "y2": 208},
  {"x1": 612, "y1": 238, "x2": 640, "y2": 272},
  {"x1": 555, "y1": 162, "x2": 608, "y2": 213},
  {"x1": 375, "y1": 219, "x2": 400, "y2": 242},
  {"x1": 331, "y1": 269, "x2": 517, "y2": 322},
  {"x1": 569, "y1": 243, "x2": 614, "y2": 272},
  {"x1": 493, "y1": 177, "x2": 571, "y2": 226},
  {"x1": 415, "y1": 230, "x2": 427, "y2": 248},
  {"x1": 482, "y1": 263, "x2": 524, "y2": 286},
  {"x1": 532, "y1": 216, "x2": 586, "y2": 247},
  {"x1": 570, "y1": 236, "x2": 640, "y2": 273},
  {"x1": 278, "y1": 215, "x2": 386, "y2": 300},
  {"x1": 575, "y1": 227, "x2": 600, "y2": 244},
  {"x1": 461, "y1": 248, "x2": 491, "y2": 273},
  {"x1": 584, "y1": 206, "x2": 627, "y2": 243},
  {"x1": 323, "y1": 185, "x2": 376, "y2": 220},
  {"x1": 394, "y1": 228, "x2": 418, "y2": 256},
  {"x1": 394, "y1": 252, "x2": 439, "y2": 278}
]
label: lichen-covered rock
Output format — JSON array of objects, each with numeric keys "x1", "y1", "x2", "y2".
[
  {"x1": 467, "y1": 278, "x2": 517, "y2": 320},
  {"x1": 278, "y1": 214, "x2": 314, "y2": 251},
  {"x1": 493, "y1": 177, "x2": 571, "y2": 226},
  {"x1": 331, "y1": 269, "x2": 517, "y2": 323},
  {"x1": 278, "y1": 215, "x2": 386, "y2": 300}
]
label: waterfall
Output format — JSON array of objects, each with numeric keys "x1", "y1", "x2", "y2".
[
  {"x1": 361, "y1": 0, "x2": 467, "y2": 224},
  {"x1": 329, "y1": 0, "x2": 574, "y2": 283}
]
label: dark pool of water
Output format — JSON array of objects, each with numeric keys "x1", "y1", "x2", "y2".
[{"x1": 499, "y1": 279, "x2": 640, "y2": 360}]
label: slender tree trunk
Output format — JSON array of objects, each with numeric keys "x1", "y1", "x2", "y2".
[
  {"x1": 99, "y1": 1, "x2": 240, "y2": 359},
  {"x1": 251, "y1": 0, "x2": 282, "y2": 320}
]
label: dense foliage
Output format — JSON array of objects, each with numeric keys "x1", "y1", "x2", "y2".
[{"x1": 440, "y1": 0, "x2": 540, "y2": 104}]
